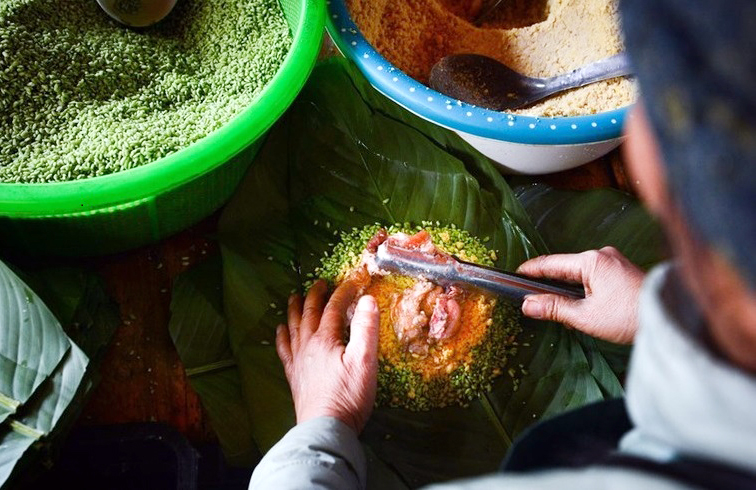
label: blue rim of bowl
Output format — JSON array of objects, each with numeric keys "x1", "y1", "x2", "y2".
[{"x1": 325, "y1": 0, "x2": 631, "y2": 145}]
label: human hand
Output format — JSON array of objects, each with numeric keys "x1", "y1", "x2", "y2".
[
  {"x1": 516, "y1": 247, "x2": 645, "y2": 344},
  {"x1": 275, "y1": 279, "x2": 380, "y2": 434}
]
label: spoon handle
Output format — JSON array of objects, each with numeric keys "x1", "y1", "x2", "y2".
[{"x1": 546, "y1": 53, "x2": 633, "y2": 93}]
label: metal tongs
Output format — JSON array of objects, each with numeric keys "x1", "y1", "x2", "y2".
[{"x1": 375, "y1": 241, "x2": 584, "y2": 303}]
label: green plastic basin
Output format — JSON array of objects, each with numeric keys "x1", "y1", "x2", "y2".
[{"x1": 0, "y1": 0, "x2": 325, "y2": 256}]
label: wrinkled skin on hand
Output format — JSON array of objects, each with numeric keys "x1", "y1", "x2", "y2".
[
  {"x1": 517, "y1": 246, "x2": 645, "y2": 344},
  {"x1": 275, "y1": 279, "x2": 380, "y2": 434}
]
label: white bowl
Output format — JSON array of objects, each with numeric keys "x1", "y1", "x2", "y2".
[
  {"x1": 325, "y1": 2, "x2": 631, "y2": 174},
  {"x1": 455, "y1": 131, "x2": 624, "y2": 174}
]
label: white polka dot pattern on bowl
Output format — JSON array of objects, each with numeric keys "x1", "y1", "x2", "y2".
[{"x1": 325, "y1": 0, "x2": 631, "y2": 145}]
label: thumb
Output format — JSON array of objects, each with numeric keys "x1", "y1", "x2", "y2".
[
  {"x1": 345, "y1": 295, "x2": 380, "y2": 365},
  {"x1": 522, "y1": 294, "x2": 582, "y2": 328}
]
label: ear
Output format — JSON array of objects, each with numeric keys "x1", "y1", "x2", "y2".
[{"x1": 622, "y1": 103, "x2": 669, "y2": 217}]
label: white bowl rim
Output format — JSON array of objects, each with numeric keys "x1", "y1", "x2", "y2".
[{"x1": 326, "y1": 0, "x2": 632, "y2": 145}]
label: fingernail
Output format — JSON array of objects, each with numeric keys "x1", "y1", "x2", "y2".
[
  {"x1": 356, "y1": 295, "x2": 377, "y2": 312},
  {"x1": 276, "y1": 324, "x2": 284, "y2": 335},
  {"x1": 522, "y1": 298, "x2": 543, "y2": 319},
  {"x1": 288, "y1": 294, "x2": 296, "y2": 305}
]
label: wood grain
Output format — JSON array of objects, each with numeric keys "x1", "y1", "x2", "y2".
[{"x1": 78, "y1": 213, "x2": 220, "y2": 444}]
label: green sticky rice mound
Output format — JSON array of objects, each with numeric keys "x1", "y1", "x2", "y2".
[
  {"x1": 315, "y1": 223, "x2": 524, "y2": 411},
  {"x1": 376, "y1": 301, "x2": 522, "y2": 411},
  {"x1": 0, "y1": 0, "x2": 291, "y2": 183},
  {"x1": 315, "y1": 222, "x2": 499, "y2": 284}
]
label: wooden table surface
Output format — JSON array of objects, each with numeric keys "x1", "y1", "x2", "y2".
[{"x1": 75, "y1": 149, "x2": 631, "y2": 446}]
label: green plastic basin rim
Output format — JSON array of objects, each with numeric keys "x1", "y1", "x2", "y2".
[{"x1": 0, "y1": 0, "x2": 325, "y2": 217}]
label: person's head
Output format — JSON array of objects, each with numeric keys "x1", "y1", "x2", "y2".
[
  {"x1": 624, "y1": 106, "x2": 756, "y2": 372},
  {"x1": 620, "y1": 0, "x2": 756, "y2": 372}
]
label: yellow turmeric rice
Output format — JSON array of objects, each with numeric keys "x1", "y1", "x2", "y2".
[{"x1": 315, "y1": 223, "x2": 523, "y2": 410}]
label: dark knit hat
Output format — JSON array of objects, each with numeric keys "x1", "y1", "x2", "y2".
[{"x1": 620, "y1": 0, "x2": 756, "y2": 291}]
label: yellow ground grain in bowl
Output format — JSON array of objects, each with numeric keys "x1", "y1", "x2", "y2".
[{"x1": 346, "y1": 0, "x2": 635, "y2": 117}]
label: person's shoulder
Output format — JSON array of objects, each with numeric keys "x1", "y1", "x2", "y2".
[{"x1": 421, "y1": 466, "x2": 694, "y2": 490}]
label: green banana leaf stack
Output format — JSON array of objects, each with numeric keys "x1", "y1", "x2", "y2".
[
  {"x1": 0, "y1": 263, "x2": 119, "y2": 488},
  {"x1": 168, "y1": 58, "x2": 666, "y2": 488}
]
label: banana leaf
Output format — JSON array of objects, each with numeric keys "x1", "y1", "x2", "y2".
[
  {"x1": 168, "y1": 257, "x2": 261, "y2": 468},
  {"x1": 206, "y1": 58, "x2": 638, "y2": 488},
  {"x1": 0, "y1": 432, "x2": 33, "y2": 487},
  {"x1": 514, "y1": 183, "x2": 666, "y2": 269},
  {"x1": 0, "y1": 342, "x2": 89, "y2": 488},
  {"x1": 0, "y1": 263, "x2": 87, "y2": 487},
  {"x1": 0, "y1": 262, "x2": 71, "y2": 425},
  {"x1": 19, "y1": 266, "x2": 121, "y2": 365},
  {"x1": 0, "y1": 263, "x2": 119, "y2": 488}
]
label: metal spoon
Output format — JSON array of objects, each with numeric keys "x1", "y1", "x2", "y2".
[
  {"x1": 97, "y1": 0, "x2": 177, "y2": 28},
  {"x1": 429, "y1": 53, "x2": 632, "y2": 111}
]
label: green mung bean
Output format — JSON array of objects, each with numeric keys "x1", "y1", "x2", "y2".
[{"x1": 0, "y1": 0, "x2": 291, "y2": 183}]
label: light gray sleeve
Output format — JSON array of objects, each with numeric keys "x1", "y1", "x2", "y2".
[
  {"x1": 248, "y1": 416, "x2": 367, "y2": 490},
  {"x1": 422, "y1": 467, "x2": 691, "y2": 490}
]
